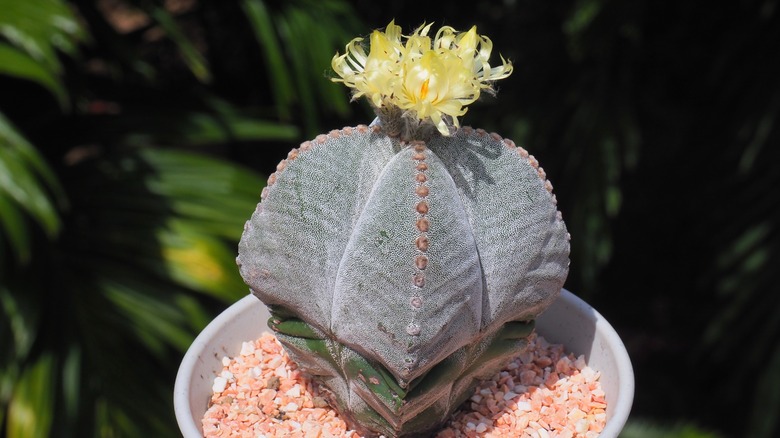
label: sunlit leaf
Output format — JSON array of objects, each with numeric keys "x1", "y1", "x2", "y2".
[
  {"x1": 63, "y1": 147, "x2": 262, "y2": 303},
  {"x1": 157, "y1": 220, "x2": 248, "y2": 301},
  {"x1": 6, "y1": 354, "x2": 55, "y2": 438}
]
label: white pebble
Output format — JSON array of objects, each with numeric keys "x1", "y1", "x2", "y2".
[
  {"x1": 240, "y1": 341, "x2": 255, "y2": 356},
  {"x1": 537, "y1": 428, "x2": 550, "y2": 438},
  {"x1": 575, "y1": 418, "x2": 589, "y2": 434},
  {"x1": 470, "y1": 394, "x2": 483, "y2": 403},
  {"x1": 581, "y1": 367, "x2": 598, "y2": 380},
  {"x1": 516, "y1": 401, "x2": 532, "y2": 412},
  {"x1": 514, "y1": 384, "x2": 528, "y2": 393},
  {"x1": 211, "y1": 376, "x2": 227, "y2": 393},
  {"x1": 267, "y1": 356, "x2": 282, "y2": 369},
  {"x1": 504, "y1": 391, "x2": 517, "y2": 401},
  {"x1": 475, "y1": 422, "x2": 488, "y2": 433},
  {"x1": 220, "y1": 370, "x2": 233, "y2": 380},
  {"x1": 285, "y1": 385, "x2": 301, "y2": 398},
  {"x1": 221, "y1": 356, "x2": 230, "y2": 366},
  {"x1": 568, "y1": 408, "x2": 587, "y2": 421},
  {"x1": 574, "y1": 355, "x2": 587, "y2": 370},
  {"x1": 250, "y1": 366, "x2": 262, "y2": 378}
]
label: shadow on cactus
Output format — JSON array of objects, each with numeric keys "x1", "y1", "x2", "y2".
[{"x1": 237, "y1": 21, "x2": 570, "y2": 437}]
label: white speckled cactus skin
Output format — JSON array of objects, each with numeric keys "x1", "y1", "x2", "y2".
[{"x1": 237, "y1": 124, "x2": 570, "y2": 437}]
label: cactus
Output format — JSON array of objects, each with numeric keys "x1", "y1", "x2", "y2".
[{"x1": 237, "y1": 21, "x2": 570, "y2": 437}]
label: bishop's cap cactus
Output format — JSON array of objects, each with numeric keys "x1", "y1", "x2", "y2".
[{"x1": 238, "y1": 21, "x2": 570, "y2": 437}]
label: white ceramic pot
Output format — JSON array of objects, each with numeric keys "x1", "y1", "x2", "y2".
[{"x1": 174, "y1": 289, "x2": 634, "y2": 437}]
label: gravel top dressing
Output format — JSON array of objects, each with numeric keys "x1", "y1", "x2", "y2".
[{"x1": 203, "y1": 332, "x2": 606, "y2": 438}]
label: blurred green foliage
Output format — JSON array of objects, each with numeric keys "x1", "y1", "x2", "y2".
[
  {"x1": 0, "y1": 0, "x2": 360, "y2": 436},
  {"x1": 1, "y1": 0, "x2": 778, "y2": 437}
]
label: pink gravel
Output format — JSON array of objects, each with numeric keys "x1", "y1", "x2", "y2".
[{"x1": 202, "y1": 332, "x2": 606, "y2": 437}]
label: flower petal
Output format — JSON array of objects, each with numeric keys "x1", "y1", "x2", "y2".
[{"x1": 331, "y1": 21, "x2": 513, "y2": 137}]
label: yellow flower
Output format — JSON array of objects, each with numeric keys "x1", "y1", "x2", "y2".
[{"x1": 332, "y1": 21, "x2": 513, "y2": 136}]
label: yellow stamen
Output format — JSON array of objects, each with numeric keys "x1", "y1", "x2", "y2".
[{"x1": 419, "y1": 79, "x2": 430, "y2": 101}]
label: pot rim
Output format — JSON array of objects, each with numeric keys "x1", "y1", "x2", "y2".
[{"x1": 174, "y1": 289, "x2": 634, "y2": 437}]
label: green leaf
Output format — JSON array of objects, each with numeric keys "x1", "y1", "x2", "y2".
[
  {"x1": 0, "y1": 195, "x2": 30, "y2": 263},
  {"x1": 0, "y1": 145, "x2": 61, "y2": 238},
  {"x1": 81, "y1": 110, "x2": 298, "y2": 147},
  {"x1": 0, "y1": 284, "x2": 38, "y2": 402},
  {"x1": 156, "y1": 220, "x2": 248, "y2": 301},
  {"x1": 283, "y1": 3, "x2": 354, "y2": 116},
  {"x1": 274, "y1": 12, "x2": 319, "y2": 134},
  {"x1": 64, "y1": 147, "x2": 261, "y2": 301},
  {"x1": 748, "y1": 345, "x2": 780, "y2": 436},
  {"x1": 0, "y1": 0, "x2": 85, "y2": 68},
  {"x1": 6, "y1": 354, "x2": 56, "y2": 438},
  {"x1": 188, "y1": 0, "x2": 362, "y2": 136},
  {"x1": 241, "y1": 0, "x2": 296, "y2": 119},
  {"x1": 0, "y1": 113, "x2": 64, "y2": 263},
  {"x1": 620, "y1": 419, "x2": 723, "y2": 438},
  {"x1": 61, "y1": 346, "x2": 81, "y2": 425},
  {"x1": 563, "y1": 0, "x2": 604, "y2": 36},
  {"x1": 0, "y1": 0, "x2": 87, "y2": 109},
  {"x1": 0, "y1": 112, "x2": 63, "y2": 195},
  {"x1": 0, "y1": 43, "x2": 67, "y2": 106},
  {"x1": 98, "y1": 276, "x2": 196, "y2": 353},
  {"x1": 145, "y1": 5, "x2": 212, "y2": 83}
]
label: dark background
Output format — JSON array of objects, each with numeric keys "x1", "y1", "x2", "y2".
[{"x1": 1, "y1": 0, "x2": 778, "y2": 436}]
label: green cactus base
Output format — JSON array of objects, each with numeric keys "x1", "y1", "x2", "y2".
[{"x1": 268, "y1": 308, "x2": 535, "y2": 437}]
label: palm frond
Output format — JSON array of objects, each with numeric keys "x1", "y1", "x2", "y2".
[
  {"x1": 240, "y1": 0, "x2": 362, "y2": 135},
  {"x1": 0, "y1": 101, "x2": 64, "y2": 264},
  {"x1": 1, "y1": 0, "x2": 361, "y2": 434},
  {"x1": 0, "y1": 0, "x2": 87, "y2": 106}
]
